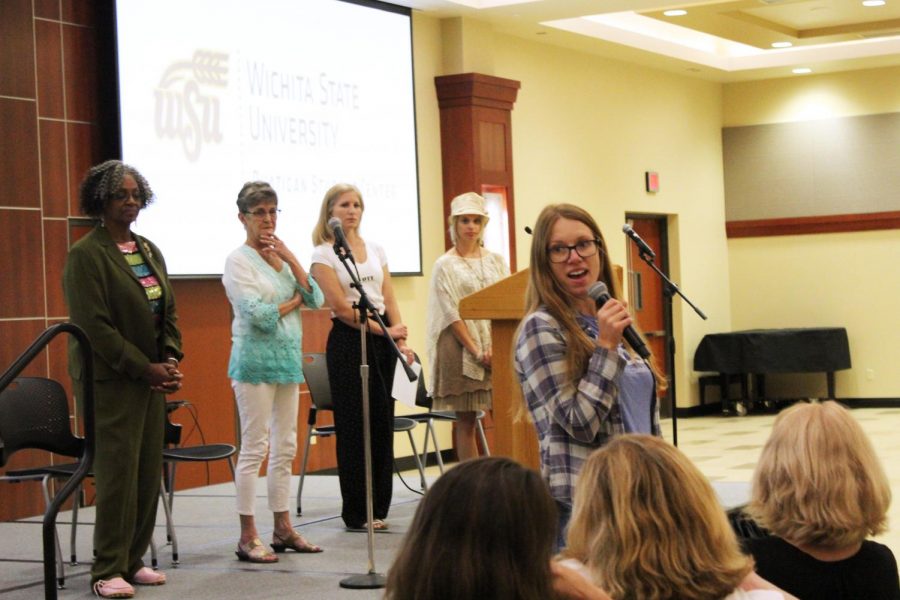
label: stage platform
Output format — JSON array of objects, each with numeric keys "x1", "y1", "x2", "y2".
[{"x1": 0, "y1": 472, "x2": 428, "y2": 599}]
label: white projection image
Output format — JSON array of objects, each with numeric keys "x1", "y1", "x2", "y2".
[{"x1": 116, "y1": 0, "x2": 421, "y2": 276}]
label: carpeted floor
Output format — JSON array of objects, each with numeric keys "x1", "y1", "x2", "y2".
[{"x1": 0, "y1": 472, "x2": 428, "y2": 599}]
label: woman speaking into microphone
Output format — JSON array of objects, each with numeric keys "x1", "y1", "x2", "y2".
[
  {"x1": 514, "y1": 203, "x2": 663, "y2": 548},
  {"x1": 310, "y1": 183, "x2": 414, "y2": 531}
]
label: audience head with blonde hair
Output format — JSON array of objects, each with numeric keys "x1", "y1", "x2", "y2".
[
  {"x1": 749, "y1": 400, "x2": 891, "y2": 550},
  {"x1": 565, "y1": 434, "x2": 752, "y2": 600}
]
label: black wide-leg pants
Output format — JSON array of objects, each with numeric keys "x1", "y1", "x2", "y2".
[{"x1": 326, "y1": 318, "x2": 396, "y2": 528}]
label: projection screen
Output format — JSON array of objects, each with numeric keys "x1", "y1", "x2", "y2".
[{"x1": 115, "y1": 0, "x2": 421, "y2": 276}]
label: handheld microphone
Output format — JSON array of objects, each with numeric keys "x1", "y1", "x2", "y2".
[
  {"x1": 328, "y1": 217, "x2": 354, "y2": 259},
  {"x1": 588, "y1": 281, "x2": 651, "y2": 359},
  {"x1": 622, "y1": 224, "x2": 655, "y2": 259}
]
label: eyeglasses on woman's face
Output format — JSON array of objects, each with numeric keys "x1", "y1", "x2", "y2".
[
  {"x1": 547, "y1": 238, "x2": 602, "y2": 263},
  {"x1": 243, "y1": 208, "x2": 281, "y2": 219},
  {"x1": 110, "y1": 188, "x2": 144, "y2": 203}
]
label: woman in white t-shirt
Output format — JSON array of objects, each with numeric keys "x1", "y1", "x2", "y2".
[
  {"x1": 309, "y1": 183, "x2": 414, "y2": 531},
  {"x1": 559, "y1": 435, "x2": 795, "y2": 600}
]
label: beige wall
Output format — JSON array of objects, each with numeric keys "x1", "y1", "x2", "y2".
[
  {"x1": 394, "y1": 13, "x2": 444, "y2": 360},
  {"x1": 401, "y1": 20, "x2": 898, "y2": 427},
  {"x1": 492, "y1": 35, "x2": 730, "y2": 408},
  {"x1": 724, "y1": 65, "x2": 900, "y2": 126},
  {"x1": 723, "y1": 67, "x2": 900, "y2": 399},
  {"x1": 403, "y1": 14, "x2": 733, "y2": 410},
  {"x1": 385, "y1": 15, "x2": 444, "y2": 456}
]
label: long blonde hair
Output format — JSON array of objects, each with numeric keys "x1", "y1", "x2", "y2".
[
  {"x1": 311, "y1": 183, "x2": 364, "y2": 245},
  {"x1": 565, "y1": 435, "x2": 752, "y2": 600},
  {"x1": 748, "y1": 400, "x2": 891, "y2": 549},
  {"x1": 523, "y1": 204, "x2": 623, "y2": 382}
]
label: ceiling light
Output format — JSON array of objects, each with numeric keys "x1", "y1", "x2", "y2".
[
  {"x1": 792, "y1": 67, "x2": 812, "y2": 74},
  {"x1": 771, "y1": 41, "x2": 793, "y2": 48},
  {"x1": 862, "y1": 1, "x2": 886, "y2": 7},
  {"x1": 663, "y1": 9, "x2": 687, "y2": 17}
]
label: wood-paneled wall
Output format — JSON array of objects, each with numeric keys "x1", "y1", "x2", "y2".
[
  {"x1": 0, "y1": 0, "x2": 103, "y2": 521},
  {"x1": 0, "y1": 1, "x2": 338, "y2": 522}
]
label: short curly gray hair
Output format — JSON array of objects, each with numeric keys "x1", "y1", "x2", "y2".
[{"x1": 79, "y1": 160, "x2": 154, "y2": 218}]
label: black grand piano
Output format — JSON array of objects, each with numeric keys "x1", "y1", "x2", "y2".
[{"x1": 693, "y1": 327, "x2": 851, "y2": 414}]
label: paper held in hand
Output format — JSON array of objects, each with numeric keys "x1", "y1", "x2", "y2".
[{"x1": 391, "y1": 359, "x2": 422, "y2": 408}]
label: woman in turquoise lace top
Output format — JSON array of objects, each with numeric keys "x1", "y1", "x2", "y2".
[{"x1": 222, "y1": 181, "x2": 324, "y2": 562}]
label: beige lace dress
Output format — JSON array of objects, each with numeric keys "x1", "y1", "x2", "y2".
[{"x1": 425, "y1": 251, "x2": 509, "y2": 411}]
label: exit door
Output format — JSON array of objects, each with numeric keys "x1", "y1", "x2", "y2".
[{"x1": 624, "y1": 216, "x2": 674, "y2": 418}]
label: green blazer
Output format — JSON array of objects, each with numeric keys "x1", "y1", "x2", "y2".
[{"x1": 63, "y1": 225, "x2": 183, "y2": 382}]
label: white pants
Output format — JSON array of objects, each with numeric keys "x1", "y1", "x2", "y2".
[{"x1": 232, "y1": 381, "x2": 299, "y2": 515}]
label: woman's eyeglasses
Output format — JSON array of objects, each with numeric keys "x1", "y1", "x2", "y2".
[
  {"x1": 110, "y1": 189, "x2": 144, "y2": 202},
  {"x1": 243, "y1": 208, "x2": 281, "y2": 219},
  {"x1": 547, "y1": 239, "x2": 602, "y2": 263}
]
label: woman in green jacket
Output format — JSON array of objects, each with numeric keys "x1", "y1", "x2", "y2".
[{"x1": 63, "y1": 160, "x2": 183, "y2": 599}]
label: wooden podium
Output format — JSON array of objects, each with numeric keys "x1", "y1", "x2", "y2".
[{"x1": 459, "y1": 269, "x2": 540, "y2": 470}]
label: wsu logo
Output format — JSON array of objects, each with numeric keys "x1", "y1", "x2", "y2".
[{"x1": 154, "y1": 50, "x2": 227, "y2": 161}]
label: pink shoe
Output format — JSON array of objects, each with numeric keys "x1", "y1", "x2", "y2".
[
  {"x1": 131, "y1": 566, "x2": 166, "y2": 586},
  {"x1": 92, "y1": 577, "x2": 135, "y2": 598}
]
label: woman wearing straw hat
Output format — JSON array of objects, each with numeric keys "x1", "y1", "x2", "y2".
[{"x1": 425, "y1": 193, "x2": 509, "y2": 460}]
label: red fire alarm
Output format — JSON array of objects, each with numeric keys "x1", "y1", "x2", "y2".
[{"x1": 645, "y1": 171, "x2": 659, "y2": 193}]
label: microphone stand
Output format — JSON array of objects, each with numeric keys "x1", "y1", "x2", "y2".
[
  {"x1": 332, "y1": 241, "x2": 416, "y2": 591},
  {"x1": 631, "y1": 245, "x2": 707, "y2": 447}
]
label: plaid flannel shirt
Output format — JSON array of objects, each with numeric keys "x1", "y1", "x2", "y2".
[{"x1": 515, "y1": 307, "x2": 660, "y2": 505}]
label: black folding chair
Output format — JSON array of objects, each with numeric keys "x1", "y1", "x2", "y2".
[
  {"x1": 160, "y1": 407, "x2": 236, "y2": 564},
  {"x1": 0, "y1": 377, "x2": 82, "y2": 588},
  {"x1": 0, "y1": 323, "x2": 95, "y2": 600},
  {"x1": 405, "y1": 355, "x2": 489, "y2": 487},
  {"x1": 295, "y1": 352, "x2": 425, "y2": 515},
  {"x1": 727, "y1": 505, "x2": 770, "y2": 544},
  {"x1": 20, "y1": 403, "x2": 228, "y2": 570}
]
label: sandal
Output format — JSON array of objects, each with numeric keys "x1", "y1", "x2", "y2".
[
  {"x1": 345, "y1": 519, "x2": 389, "y2": 532},
  {"x1": 130, "y1": 566, "x2": 166, "y2": 586},
  {"x1": 92, "y1": 577, "x2": 135, "y2": 598},
  {"x1": 271, "y1": 530, "x2": 323, "y2": 553},
  {"x1": 372, "y1": 519, "x2": 388, "y2": 531},
  {"x1": 236, "y1": 537, "x2": 279, "y2": 563}
]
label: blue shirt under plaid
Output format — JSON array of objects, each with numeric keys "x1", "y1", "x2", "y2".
[{"x1": 515, "y1": 307, "x2": 660, "y2": 506}]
